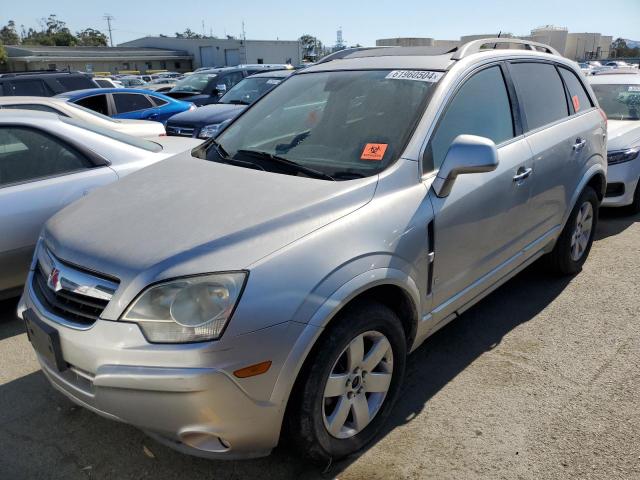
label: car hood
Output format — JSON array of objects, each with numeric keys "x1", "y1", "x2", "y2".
[
  {"x1": 168, "y1": 103, "x2": 245, "y2": 126},
  {"x1": 607, "y1": 120, "x2": 640, "y2": 151},
  {"x1": 44, "y1": 155, "x2": 377, "y2": 289}
]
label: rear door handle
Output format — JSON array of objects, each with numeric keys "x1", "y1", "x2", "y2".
[
  {"x1": 513, "y1": 167, "x2": 533, "y2": 182},
  {"x1": 572, "y1": 138, "x2": 586, "y2": 151}
]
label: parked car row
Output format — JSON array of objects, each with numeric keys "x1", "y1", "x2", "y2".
[{"x1": 2, "y1": 40, "x2": 639, "y2": 465}]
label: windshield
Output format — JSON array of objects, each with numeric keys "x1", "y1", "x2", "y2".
[
  {"x1": 60, "y1": 116, "x2": 162, "y2": 152},
  {"x1": 171, "y1": 72, "x2": 217, "y2": 93},
  {"x1": 198, "y1": 70, "x2": 440, "y2": 180},
  {"x1": 220, "y1": 77, "x2": 284, "y2": 105},
  {"x1": 121, "y1": 78, "x2": 145, "y2": 86},
  {"x1": 592, "y1": 83, "x2": 640, "y2": 120}
]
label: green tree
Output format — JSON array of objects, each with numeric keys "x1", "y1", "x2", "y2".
[
  {"x1": 0, "y1": 43, "x2": 7, "y2": 64},
  {"x1": 76, "y1": 28, "x2": 108, "y2": 46},
  {"x1": 175, "y1": 28, "x2": 204, "y2": 39},
  {"x1": 0, "y1": 20, "x2": 20, "y2": 45},
  {"x1": 299, "y1": 34, "x2": 324, "y2": 60}
]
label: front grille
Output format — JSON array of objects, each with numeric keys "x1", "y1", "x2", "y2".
[
  {"x1": 605, "y1": 182, "x2": 625, "y2": 198},
  {"x1": 32, "y1": 264, "x2": 110, "y2": 325},
  {"x1": 166, "y1": 125, "x2": 195, "y2": 137}
]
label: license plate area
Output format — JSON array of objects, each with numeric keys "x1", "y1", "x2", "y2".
[{"x1": 24, "y1": 309, "x2": 68, "y2": 372}]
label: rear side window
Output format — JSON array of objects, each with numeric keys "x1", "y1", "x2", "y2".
[
  {"x1": 510, "y1": 62, "x2": 568, "y2": 131},
  {"x1": 75, "y1": 94, "x2": 110, "y2": 116},
  {"x1": 151, "y1": 96, "x2": 169, "y2": 107},
  {"x1": 425, "y1": 66, "x2": 514, "y2": 172},
  {"x1": 113, "y1": 93, "x2": 154, "y2": 113},
  {"x1": 57, "y1": 75, "x2": 96, "y2": 92},
  {"x1": 6, "y1": 80, "x2": 54, "y2": 96},
  {"x1": 0, "y1": 126, "x2": 92, "y2": 186},
  {"x1": 558, "y1": 67, "x2": 593, "y2": 113}
]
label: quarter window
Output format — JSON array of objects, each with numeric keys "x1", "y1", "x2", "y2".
[
  {"x1": 558, "y1": 67, "x2": 593, "y2": 113},
  {"x1": 0, "y1": 127, "x2": 92, "y2": 186},
  {"x1": 75, "y1": 94, "x2": 110, "y2": 115},
  {"x1": 112, "y1": 93, "x2": 154, "y2": 113},
  {"x1": 510, "y1": 62, "x2": 568, "y2": 131},
  {"x1": 426, "y1": 66, "x2": 514, "y2": 172}
]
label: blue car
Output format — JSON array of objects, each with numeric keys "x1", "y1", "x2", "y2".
[{"x1": 56, "y1": 88, "x2": 194, "y2": 124}]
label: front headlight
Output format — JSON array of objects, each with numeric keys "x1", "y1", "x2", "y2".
[
  {"x1": 198, "y1": 123, "x2": 221, "y2": 139},
  {"x1": 122, "y1": 272, "x2": 247, "y2": 343},
  {"x1": 607, "y1": 148, "x2": 639, "y2": 165}
]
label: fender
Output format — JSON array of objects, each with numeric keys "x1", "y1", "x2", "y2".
[
  {"x1": 268, "y1": 267, "x2": 421, "y2": 408},
  {"x1": 563, "y1": 159, "x2": 606, "y2": 227}
]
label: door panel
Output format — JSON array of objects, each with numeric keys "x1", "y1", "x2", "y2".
[
  {"x1": 0, "y1": 168, "x2": 117, "y2": 292},
  {"x1": 429, "y1": 139, "x2": 534, "y2": 310}
]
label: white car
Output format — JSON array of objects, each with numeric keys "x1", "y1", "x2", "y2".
[
  {"x1": 0, "y1": 110, "x2": 203, "y2": 299},
  {"x1": 0, "y1": 97, "x2": 165, "y2": 138},
  {"x1": 95, "y1": 77, "x2": 124, "y2": 88},
  {"x1": 589, "y1": 72, "x2": 640, "y2": 212}
]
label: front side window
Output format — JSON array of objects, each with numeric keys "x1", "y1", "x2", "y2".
[
  {"x1": 591, "y1": 83, "x2": 640, "y2": 121},
  {"x1": 198, "y1": 69, "x2": 440, "y2": 180},
  {"x1": 425, "y1": 66, "x2": 514, "y2": 172},
  {"x1": 219, "y1": 77, "x2": 283, "y2": 105},
  {"x1": 510, "y1": 62, "x2": 568, "y2": 131},
  {"x1": 559, "y1": 67, "x2": 593, "y2": 113},
  {"x1": 0, "y1": 127, "x2": 92, "y2": 186},
  {"x1": 113, "y1": 93, "x2": 154, "y2": 113}
]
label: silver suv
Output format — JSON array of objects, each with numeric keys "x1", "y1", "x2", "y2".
[{"x1": 19, "y1": 39, "x2": 606, "y2": 462}]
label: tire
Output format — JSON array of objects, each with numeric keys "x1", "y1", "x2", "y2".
[
  {"x1": 545, "y1": 186, "x2": 599, "y2": 275},
  {"x1": 287, "y1": 301, "x2": 407, "y2": 463}
]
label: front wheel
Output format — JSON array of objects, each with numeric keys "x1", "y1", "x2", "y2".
[
  {"x1": 545, "y1": 186, "x2": 599, "y2": 275},
  {"x1": 287, "y1": 302, "x2": 406, "y2": 462}
]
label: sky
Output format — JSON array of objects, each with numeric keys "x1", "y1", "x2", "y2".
[{"x1": 3, "y1": 0, "x2": 639, "y2": 47}]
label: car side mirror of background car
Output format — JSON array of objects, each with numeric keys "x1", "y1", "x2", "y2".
[
  {"x1": 215, "y1": 84, "x2": 227, "y2": 96},
  {"x1": 432, "y1": 134, "x2": 499, "y2": 198}
]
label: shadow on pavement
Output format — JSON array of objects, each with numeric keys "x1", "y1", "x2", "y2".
[
  {"x1": 0, "y1": 297, "x2": 23, "y2": 341},
  {"x1": 0, "y1": 262, "x2": 574, "y2": 479},
  {"x1": 595, "y1": 208, "x2": 640, "y2": 241}
]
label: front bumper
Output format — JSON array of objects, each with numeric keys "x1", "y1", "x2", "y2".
[
  {"x1": 602, "y1": 160, "x2": 640, "y2": 207},
  {"x1": 18, "y1": 273, "x2": 307, "y2": 459}
]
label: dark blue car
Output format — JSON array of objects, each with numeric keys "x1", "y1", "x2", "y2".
[{"x1": 56, "y1": 88, "x2": 194, "y2": 124}]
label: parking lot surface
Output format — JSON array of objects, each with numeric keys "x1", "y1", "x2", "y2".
[{"x1": 1, "y1": 210, "x2": 639, "y2": 480}]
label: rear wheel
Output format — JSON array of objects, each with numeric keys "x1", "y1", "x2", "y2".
[
  {"x1": 287, "y1": 302, "x2": 406, "y2": 462},
  {"x1": 545, "y1": 186, "x2": 598, "y2": 275}
]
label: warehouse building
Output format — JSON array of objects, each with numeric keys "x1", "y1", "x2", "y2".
[
  {"x1": 119, "y1": 37, "x2": 302, "y2": 69},
  {"x1": 1, "y1": 45, "x2": 192, "y2": 73}
]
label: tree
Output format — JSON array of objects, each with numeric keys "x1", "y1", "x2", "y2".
[
  {"x1": 175, "y1": 28, "x2": 204, "y2": 39},
  {"x1": 76, "y1": 28, "x2": 108, "y2": 46},
  {"x1": 299, "y1": 34, "x2": 324, "y2": 60},
  {"x1": 610, "y1": 38, "x2": 640, "y2": 58},
  {"x1": 0, "y1": 43, "x2": 7, "y2": 64},
  {"x1": 0, "y1": 20, "x2": 20, "y2": 45}
]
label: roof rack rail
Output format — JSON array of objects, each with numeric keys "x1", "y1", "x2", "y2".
[
  {"x1": 317, "y1": 47, "x2": 388, "y2": 64},
  {"x1": 452, "y1": 38, "x2": 560, "y2": 60},
  {"x1": 0, "y1": 69, "x2": 86, "y2": 78}
]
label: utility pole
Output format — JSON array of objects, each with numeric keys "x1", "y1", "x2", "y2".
[{"x1": 104, "y1": 14, "x2": 114, "y2": 47}]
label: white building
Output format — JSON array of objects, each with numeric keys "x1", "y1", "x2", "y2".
[{"x1": 119, "y1": 37, "x2": 302, "y2": 68}]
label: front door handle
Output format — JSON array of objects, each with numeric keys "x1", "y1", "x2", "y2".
[
  {"x1": 513, "y1": 167, "x2": 533, "y2": 182},
  {"x1": 572, "y1": 138, "x2": 586, "y2": 151}
]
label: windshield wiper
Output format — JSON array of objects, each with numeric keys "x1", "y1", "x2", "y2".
[
  {"x1": 236, "y1": 149, "x2": 335, "y2": 181},
  {"x1": 208, "y1": 141, "x2": 265, "y2": 171}
]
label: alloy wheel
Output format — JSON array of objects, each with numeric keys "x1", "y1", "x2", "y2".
[{"x1": 570, "y1": 201, "x2": 593, "y2": 261}]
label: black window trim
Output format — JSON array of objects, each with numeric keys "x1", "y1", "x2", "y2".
[
  {"x1": 421, "y1": 61, "x2": 521, "y2": 175},
  {"x1": 0, "y1": 124, "x2": 110, "y2": 189},
  {"x1": 556, "y1": 64, "x2": 596, "y2": 115}
]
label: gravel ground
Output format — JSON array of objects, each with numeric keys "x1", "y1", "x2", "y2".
[{"x1": 1, "y1": 210, "x2": 638, "y2": 480}]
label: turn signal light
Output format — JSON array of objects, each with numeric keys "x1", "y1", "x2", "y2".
[{"x1": 233, "y1": 361, "x2": 272, "y2": 378}]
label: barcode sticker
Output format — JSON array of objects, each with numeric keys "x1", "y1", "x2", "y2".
[{"x1": 385, "y1": 70, "x2": 444, "y2": 83}]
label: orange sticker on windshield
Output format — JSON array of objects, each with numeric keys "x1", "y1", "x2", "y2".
[
  {"x1": 361, "y1": 143, "x2": 388, "y2": 161},
  {"x1": 572, "y1": 95, "x2": 580, "y2": 112}
]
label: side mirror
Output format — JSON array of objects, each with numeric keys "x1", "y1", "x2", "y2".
[
  {"x1": 215, "y1": 84, "x2": 227, "y2": 95},
  {"x1": 432, "y1": 134, "x2": 499, "y2": 198}
]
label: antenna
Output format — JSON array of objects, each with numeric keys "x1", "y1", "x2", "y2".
[
  {"x1": 241, "y1": 20, "x2": 246, "y2": 41},
  {"x1": 104, "y1": 14, "x2": 114, "y2": 47},
  {"x1": 202, "y1": 20, "x2": 205, "y2": 37}
]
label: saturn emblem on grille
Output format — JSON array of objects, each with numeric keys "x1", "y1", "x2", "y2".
[{"x1": 47, "y1": 267, "x2": 62, "y2": 292}]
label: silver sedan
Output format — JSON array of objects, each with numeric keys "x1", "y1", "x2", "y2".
[{"x1": 0, "y1": 110, "x2": 202, "y2": 299}]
